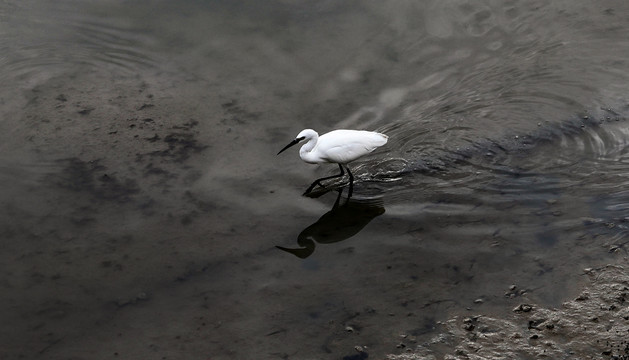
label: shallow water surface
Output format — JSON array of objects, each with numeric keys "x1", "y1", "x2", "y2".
[{"x1": 2, "y1": 1, "x2": 629, "y2": 359}]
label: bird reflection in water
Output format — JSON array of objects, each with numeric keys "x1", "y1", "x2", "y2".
[{"x1": 276, "y1": 190, "x2": 385, "y2": 258}]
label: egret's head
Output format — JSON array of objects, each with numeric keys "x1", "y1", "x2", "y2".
[
  {"x1": 277, "y1": 129, "x2": 318, "y2": 155},
  {"x1": 296, "y1": 129, "x2": 318, "y2": 140}
]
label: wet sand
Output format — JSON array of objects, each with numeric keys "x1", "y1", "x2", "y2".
[{"x1": 388, "y1": 263, "x2": 629, "y2": 359}]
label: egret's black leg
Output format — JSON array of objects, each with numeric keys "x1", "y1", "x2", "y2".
[
  {"x1": 346, "y1": 165, "x2": 354, "y2": 199},
  {"x1": 303, "y1": 164, "x2": 345, "y2": 195}
]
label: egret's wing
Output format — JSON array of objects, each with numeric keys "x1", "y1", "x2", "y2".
[
  {"x1": 321, "y1": 143, "x2": 363, "y2": 163},
  {"x1": 319, "y1": 130, "x2": 388, "y2": 163}
]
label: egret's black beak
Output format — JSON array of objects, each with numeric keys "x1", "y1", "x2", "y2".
[{"x1": 277, "y1": 136, "x2": 305, "y2": 155}]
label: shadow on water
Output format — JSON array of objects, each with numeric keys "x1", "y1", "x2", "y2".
[{"x1": 276, "y1": 189, "x2": 385, "y2": 258}]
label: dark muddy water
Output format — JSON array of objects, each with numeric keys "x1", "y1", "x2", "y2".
[{"x1": 2, "y1": 1, "x2": 629, "y2": 359}]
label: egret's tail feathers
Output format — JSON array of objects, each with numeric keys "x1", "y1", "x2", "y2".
[{"x1": 375, "y1": 132, "x2": 388, "y2": 145}]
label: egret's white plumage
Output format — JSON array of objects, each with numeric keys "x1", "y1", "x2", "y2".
[
  {"x1": 278, "y1": 128, "x2": 388, "y2": 197},
  {"x1": 296, "y1": 129, "x2": 388, "y2": 164}
]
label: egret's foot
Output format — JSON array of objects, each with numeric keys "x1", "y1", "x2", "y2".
[
  {"x1": 303, "y1": 163, "x2": 346, "y2": 197},
  {"x1": 303, "y1": 186, "x2": 331, "y2": 198},
  {"x1": 303, "y1": 183, "x2": 321, "y2": 196},
  {"x1": 303, "y1": 181, "x2": 349, "y2": 198}
]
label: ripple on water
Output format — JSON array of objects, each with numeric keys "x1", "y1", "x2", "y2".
[
  {"x1": 0, "y1": 1, "x2": 157, "y2": 83},
  {"x1": 359, "y1": 108, "x2": 625, "y2": 216}
]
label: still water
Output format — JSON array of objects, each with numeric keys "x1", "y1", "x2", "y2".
[{"x1": 2, "y1": 1, "x2": 629, "y2": 359}]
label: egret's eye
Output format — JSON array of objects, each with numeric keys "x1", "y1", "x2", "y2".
[{"x1": 297, "y1": 136, "x2": 306, "y2": 141}]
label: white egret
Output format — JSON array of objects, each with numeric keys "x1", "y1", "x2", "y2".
[{"x1": 277, "y1": 129, "x2": 388, "y2": 197}]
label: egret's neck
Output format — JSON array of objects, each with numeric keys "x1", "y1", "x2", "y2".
[{"x1": 299, "y1": 135, "x2": 318, "y2": 163}]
